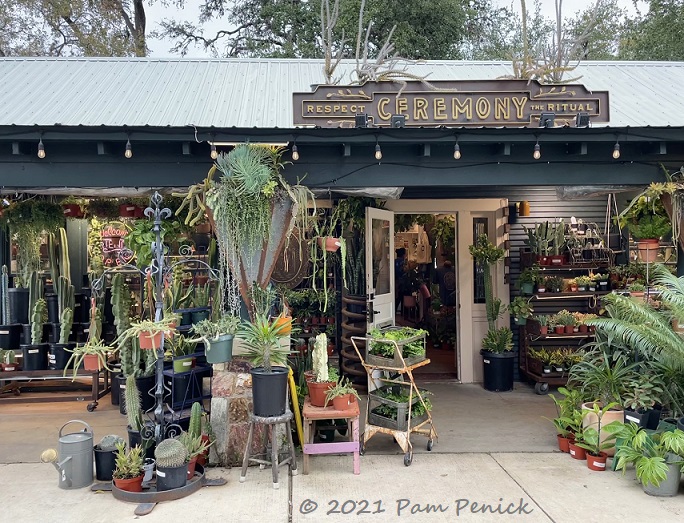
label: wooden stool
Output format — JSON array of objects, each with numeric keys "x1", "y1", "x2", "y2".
[
  {"x1": 302, "y1": 397, "x2": 360, "y2": 475},
  {"x1": 239, "y1": 410, "x2": 298, "y2": 489}
]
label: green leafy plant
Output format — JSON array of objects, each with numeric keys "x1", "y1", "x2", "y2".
[
  {"x1": 518, "y1": 265, "x2": 540, "y2": 286},
  {"x1": 618, "y1": 195, "x2": 671, "y2": 240},
  {"x1": 553, "y1": 309, "x2": 576, "y2": 326},
  {"x1": 368, "y1": 327, "x2": 427, "y2": 358},
  {"x1": 508, "y1": 296, "x2": 533, "y2": 321},
  {"x1": 324, "y1": 377, "x2": 360, "y2": 406},
  {"x1": 575, "y1": 275, "x2": 592, "y2": 287},
  {"x1": 178, "y1": 431, "x2": 213, "y2": 461},
  {"x1": 535, "y1": 314, "x2": 550, "y2": 327},
  {"x1": 190, "y1": 315, "x2": 240, "y2": 340},
  {"x1": 481, "y1": 327, "x2": 513, "y2": 353},
  {"x1": 543, "y1": 386, "x2": 584, "y2": 437},
  {"x1": 62, "y1": 338, "x2": 115, "y2": 380},
  {"x1": 575, "y1": 402, "x2": 622, "y2": 456},
  {"x1": 545, "y1": 276, "x2": 565, "y2": 292}
]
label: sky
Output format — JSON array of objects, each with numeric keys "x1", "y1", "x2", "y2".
[{"x1": 145, "y1": 0, "x2": 645, "y2": 57}]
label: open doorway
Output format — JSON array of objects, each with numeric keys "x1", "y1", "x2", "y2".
[{"x1": 394, "y1": 213, "x2": 458, "y2": 380}]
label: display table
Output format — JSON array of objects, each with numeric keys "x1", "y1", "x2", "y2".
[{"x1": 302, "y1": 396, "x2": 360, "y2": 475}]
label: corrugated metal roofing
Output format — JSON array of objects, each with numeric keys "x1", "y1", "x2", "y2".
[{"x1": 0, "y1": 57, "x2": 683, "y2": 128}]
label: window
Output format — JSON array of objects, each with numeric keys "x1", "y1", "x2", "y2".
[{"x1": 473, "y1": 218, "x2": 488, "y2": 303}]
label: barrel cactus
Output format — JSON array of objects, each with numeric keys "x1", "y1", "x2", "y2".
[
  {"x1": 97, "y1": 434, "x2": 124, "y2": 451},
  {"x1": 155, "y1": 438, "x2": 188, "y2": 468}
]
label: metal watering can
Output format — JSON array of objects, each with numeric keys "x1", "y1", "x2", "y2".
[{"x1": 41, "y1": 420, "x2": 94, "y2": 489}]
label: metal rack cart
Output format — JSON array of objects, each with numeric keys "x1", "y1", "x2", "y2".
[{"x1": 351, "y1": 329, "x2": 438, "y2": 466}]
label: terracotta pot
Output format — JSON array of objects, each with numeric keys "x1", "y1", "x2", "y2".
[
  {"x1": 554, "y1": 326, "x2": 564, "y2": 334},
  {"x1": 586, "y1": 452, "x2": 608, "y2": 471},
  {"x1": 539, "y1": 326, "x2": 548, "y2": 335},
  {"x1": 63, "y1": 204, "x2": 85, "y2": 218},
  {"x1": 568, "y1": 442, "x2": 586, "y2": 460},
  {"x1": 83, "y1": 353, "x2": 102, "y2": 371},
  {"x1": 564, "y1": 325, "x2": 575, "y2": 334},
  {"x1": 303, "y1": 370, "x2": 316, "y2": 383},
  {"x1": 332, "y1": 394, "x2": 357, "y2": 411},
  {"x1": 582, "y1": 402, "x2": 624, "y2": 456},
  {"x1": 138, "y1": 331, "x2": 163, "y2": 350},
  {"x1": 578, "y1": 324, "x2": 588, "y2": 333},
  {"x1": 570, "y1": 285, "x2": 578, "y2": 292},
  {"x1": 557, "y1": 434, "x2": 570, "y2": 453},
  {"x1": 114, "y1": 474, "x2": 144, "y2": 492},
  {"x1": 308, "y1": 380, "x2": 335, "y2": 407},
  {"x1": 187, "y1": 456, "x2": 198, "y2": 479},
  {"x1": 318, "y1": 237, "x2": 341, "y2": 252},
  {"x1": 637, "y1": 239, "x2": 660, "y2": 263}
]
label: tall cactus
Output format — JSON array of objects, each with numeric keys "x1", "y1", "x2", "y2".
[
  {"x1": 31, "y1": 298, "x2": 46, "y2": 345},
  {"x1": 28, "y1": 271, "x2": 43, "y2": 325},
  {"x1": 58, "y1": 308, "x2": 73, "y2": 344},
  {"x1": 1, "y1": 265, "x2": 9, "y2": 325},
  {"x1": 189, "y1": 402, "x2": 203, "y2": 440},
  {"x1": 124, "y1": 374, "x2": 143, "y2": 432}
]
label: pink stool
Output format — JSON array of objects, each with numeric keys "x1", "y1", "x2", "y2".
[{"x1": 302, "y1": 397, "x2": 360, "y2": 475}]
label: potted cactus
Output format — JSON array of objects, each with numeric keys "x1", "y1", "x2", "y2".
[
  {"x1": 94, "y1": 434, "x2": 125, "y2": 481},
  {"x1": 112, "y1": 441, "x2": 145, "y2": 492},
  {"x1": 124, "y1": 373, "x2": 155, "y2": 459},
  {"x1": 308, "y1": 333, "x2": 338, "y2": 407},
  {"x1": 179, "y1": 431, "x2": 212, "y2": 479},
  {"x1": 154, "y1": 438, "x2": 188, "y2": 491},
  {"x1": 0, "y1": 266, "x2": 21, "y2": 352},
  {"x1": 20, "y1": 272, "x2": 48, "y2": 371},
  {"x1": 47, "y1": 229, "x2": 76, "y2": 370}
]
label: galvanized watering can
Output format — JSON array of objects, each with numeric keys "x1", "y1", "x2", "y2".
[{"x1": 41, "y1": 420, "x2": 94, "y2": 489}]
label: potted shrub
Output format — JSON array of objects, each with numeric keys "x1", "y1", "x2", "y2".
[
  {"x1": 518, "y1": 265, "x2": 540, "y2": 296},
  {"x1": 576, "y1": 402, "x2": 622, "y2": 471},
  {"x1": 239, "y1": 314, "x2": 292, "y2": 417},
  {"x1": 610, "y1": 424, "x2": 684, "y2": 496},
  {"x1": 508, "y1": 296, "x2": 533, "y2": 326},
  {"x1": 575, "y1": 275, "x2": 592, "y2": 292},
  {"x1": 628, "y1": 281, "x2": 646, "y2": 298},
  {"x1": 565, "y1": 409, "x2": 587, "y2": 460},
  {"x1": 324, "y1": 377, "x2": 360, "y2": 411},
  {"x1": 154, "y1": 438, "x2": 188, "y2": 491},
  {"x1": 94, "y1": 434, "x2": 125, "y2": 481},
  {"x1": 308, "y1": 332, "x2": 338, "y2": 407},
  {"x1": 622, "y1": 374, "x2": 665, "y2": 430},
  {"x1": 544, "y1": 386, "x2": 584, "y2": 453},
  {"x1": 545, "y1": 276, "x2": 564, "y2": 293},
  {"x1": 618, "y1": 195, "x2": 671, "y2": 263},
  {"x1": 112, "y1": 441, "x2": 145, "y2": 492},
  {"x1": 190, "y1": 315, "x2": 240, "y2": 364},
  {"x1": 555, "y1": 310, "x2": 576, "y2": 334},
  {"x1": 593, "y1": 273, "x2": 610, "y2": 291}
]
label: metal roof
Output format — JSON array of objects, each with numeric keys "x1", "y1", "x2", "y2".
[{"x1": 0, "y1": 57, "x2": 683, "y2": 128}]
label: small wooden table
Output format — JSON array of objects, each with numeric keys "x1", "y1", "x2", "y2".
[{"x1": 302, "y1": 397, "x2": 360, "y2": 475}]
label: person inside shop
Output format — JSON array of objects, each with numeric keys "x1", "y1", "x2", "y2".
[
  {"x1": 395, "y1": 248, "x2": 407, "y2": 311},
  {"x1": 434, "y1": 259, "x2": 456, "y2": 307}
]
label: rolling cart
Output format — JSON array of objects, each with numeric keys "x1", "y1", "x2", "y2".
[{"x1": 351, "y1": 329, "x2": 438, "y2": 466}]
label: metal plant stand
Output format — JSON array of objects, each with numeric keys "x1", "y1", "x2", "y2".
[{"x1": 90, "y1": 192, "x2": 226, "y2": 513}]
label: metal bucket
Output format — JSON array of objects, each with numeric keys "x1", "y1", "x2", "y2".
[{"x1": 55, "y1": 420, "x2": 94, "y2": 489}]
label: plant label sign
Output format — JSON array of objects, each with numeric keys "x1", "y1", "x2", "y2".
[{"x1": 101, "y1": 222, "x2": 134, "y2": 267}]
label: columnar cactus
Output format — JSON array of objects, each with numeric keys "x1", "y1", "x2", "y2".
[
  {"x1": 154, "y1": 438, "x2": 188, "y2": 468},
  {"x1": 28, "y1": 271, "x2": 43, "y2": 324},
  {"x1": 59, "y1": 307, "x2": 73, "y2": 344},
  {"x1": 189, "y1": 402, "x2": 202, "y2": 440},
  {"x1": 1, "y1": 265, "x2": 9, "y2": 325},
  {"x1": 124, "y1": 374, "x2": 143, "y2": 432},
  {"x1": 31, "y1": 298, "x2": 46, "y2": 345},
  {"x1": 312, "y1": 333, "x2": 329, "y2": 382}
]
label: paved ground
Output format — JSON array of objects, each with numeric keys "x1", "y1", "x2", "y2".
[{"x1": 2, "y1": 382, "x2": 684, "y2": 522}]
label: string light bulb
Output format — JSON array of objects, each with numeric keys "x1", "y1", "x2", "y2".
[
  {"x1": 375, "y1": 141, "x2": 382, "y2": 161},
  {"x1": 125, "y1": 139, "x2": 133, "y2": 159},
  {"x1": 292, "y1": 143, "x2": 299, "y2": 161},
  {"x1": 533, "y1": 141, "x2": 541, "y2": 160},
  {"x1": 37, "y1": 138, "x2": 45, "y2": 159},
  {"x1": 453, "y1": 142, "x2": 461, "y2": 160},
  {"x1": 210, "y1": 143, "x2": 218, "y2": 160},
  {"x1": 613, "y1": 141, "x2": 620, "y2": 159}
]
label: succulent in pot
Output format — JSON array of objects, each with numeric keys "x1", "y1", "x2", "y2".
[
  {"x1": 112, "y1": 441, "x2": 145, "y2": 492},
  {"x1": 190, "y1": 315, "x2": 240, "y2": 364}
]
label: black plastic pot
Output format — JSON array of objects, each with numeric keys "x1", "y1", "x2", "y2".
[
  {"x1": 111, "y1": 373, "x2": 125, "y2": 406},
  {"x1": 0, "y1": 324, "x2": 21, "y2": 350},
  {"x1": 22, "y1": 323, "x2": 49, "y2": 345},
  {"x1": 156, "y1": 464, "x2": 187, "y2": 491},
  {"x1": 8, "y1": 288, "x2": 29, "y2": 325},
  {"x1": 48, "y1": 342, "x2": 75, "y2": 370},
  {"x1": 250, "y1": 366, "x2": 289, "y2": 417},
  {"x1": 73, "y1": 293, "x2": 85, "y2": 323},
  {"x1": 164, "y1": 374, "x2": 202, "y2": 409},
  {"x1": 127, "y1": 426, "x2": 156, "y2": 460},
  {"x1": 678, "y1": 417, "x2": 684, "y2": 431},
  {"x1": 94, "y1": 446, "x2": 117, "y2": 481},
  {"x1": 481, "y1": 350, "x2": 514, "y2": 392},
  {"x1": 191, "y1": 309, "x2": 210, "y2": 324},
  {"x1": 191, "y1": 232, "x2": 211, "y2": 253},
  {"x1": 46, "y1": 294, "x2": 59, "y2": 324},
  {"x1": 21, "y1": 343, "x2": 49, "y2": 370}
]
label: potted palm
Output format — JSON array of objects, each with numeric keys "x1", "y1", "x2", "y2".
[
  {"x1": 238, "y1": 314, "x2": 292, "y2": 417},
  {"x1": 191, "y1": 315, "x2": 240, "y2": 364}
]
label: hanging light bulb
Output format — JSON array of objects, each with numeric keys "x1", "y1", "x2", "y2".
[
  {"x1": 125, "y1": 139, "x2": 133, "y2": 159},
  {"x1": 210, "y1": 143, "x2": 218, "y2": 160},
  {"x1": 453, "y1": 142, "x2": 461, "y2": 160},
  {"x1": 292, "y1": 143, "x2": 299, "y2": 161},
  {"x1": 612, "y1": 142, "x2": 620, "y2": 159},
  {"x1": 533, "y1": 141, "x2": 541, "y2": 160},
  {"x1": 37, "y1": 138, "x2": 45, "y2": 159},
  {"x1": 375, "y1": 142, "x2": 382, "y2": 161}
]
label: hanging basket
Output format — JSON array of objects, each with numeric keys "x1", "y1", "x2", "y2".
[
  {"x1": 83, "y1": 353, "x2": 102, "y2": 371},
  {"x1": 318, "y1": 237, "x2": 341, "y2": 252},
  {"x1": 138, "y1": 331, "x2": 163, "y2": 350}
]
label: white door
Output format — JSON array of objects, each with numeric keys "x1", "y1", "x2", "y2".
[{"x1": 365, "y1": 207, "x2": 395, "y2": 331}]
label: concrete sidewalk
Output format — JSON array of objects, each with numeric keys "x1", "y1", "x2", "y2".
[{"x1": 2, "y1": 452, "x2": 684, "y2": 523}]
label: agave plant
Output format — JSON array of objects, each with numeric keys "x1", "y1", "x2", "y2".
[{"x1": 238, "y1": 314, "x2": 291, "y2": 373}]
